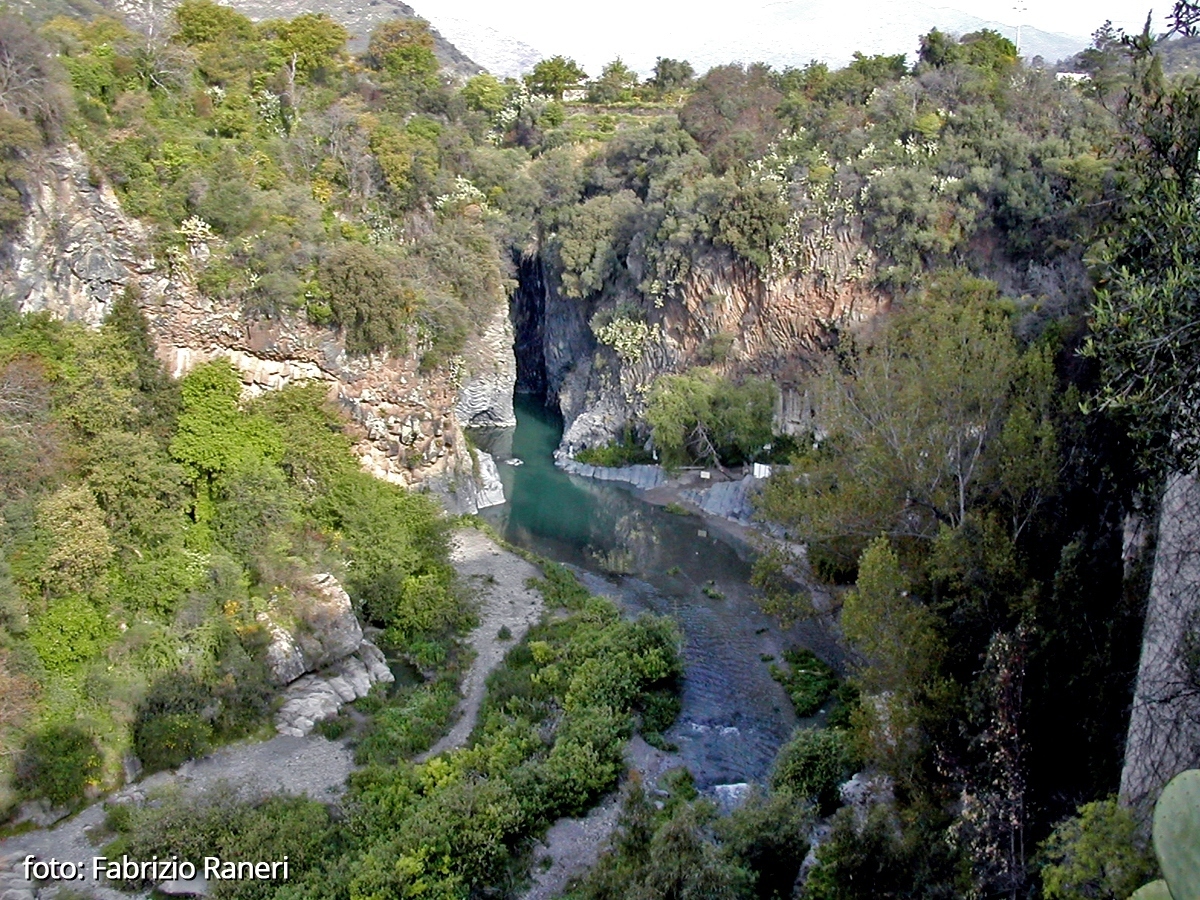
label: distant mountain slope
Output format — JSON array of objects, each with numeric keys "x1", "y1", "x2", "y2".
[
  {"x1": 211, "y1": 0, "x2": 483, "y2": 75},
  {"x1": 425, "y1": 15, "x2": 543, "y2": 78}
]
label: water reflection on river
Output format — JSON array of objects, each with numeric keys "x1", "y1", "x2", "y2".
[{"x1": 473, "y1": 396, "x2": 825, "y2": 788}]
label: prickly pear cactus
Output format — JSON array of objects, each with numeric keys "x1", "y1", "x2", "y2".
[
  {"x1": 1130, "y1": 881, "x2": 1173, "y2": 900},
  {"x1": 1153, "y1": 769, "x2": 1200, "y2": 900}
]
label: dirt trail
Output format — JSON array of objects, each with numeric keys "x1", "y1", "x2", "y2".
[
  {"x1": 0, "y1": 735, "x2": 353, "y2": 899},
  {"x1": 419, "y1": 529, "x2": 544, "y2": 761}
]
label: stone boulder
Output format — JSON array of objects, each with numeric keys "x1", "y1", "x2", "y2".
[
  {"x1": 263, "y1": 573, "x2": 363, "y2": 686},
  {"x1": 275, "y1": 640, "x2": 394, "y2": 736}
]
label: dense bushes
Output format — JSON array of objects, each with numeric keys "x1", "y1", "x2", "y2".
[
  {"x1": 0, "y1": 303, "x2": 459, "y2": 801},
  {"x1": 768, "y1": 647, "x2": 837, "y2": 717},
  {"x1": 771, "y1": 727, "x2": 853, "y2": 811},
  {"x1": 17, "y1": 725, "x2": 103, "y2": 805},
  {"x1": 107, "y1": 568, "x2": 683, "y2": 900}
]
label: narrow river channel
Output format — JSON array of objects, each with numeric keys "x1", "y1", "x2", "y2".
[{"x1": 472, "y1": 395, "x2": 832, "y2": 789}]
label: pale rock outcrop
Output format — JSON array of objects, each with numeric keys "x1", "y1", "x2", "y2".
[
  {"x1": 455, "y1": 304, "x2": 517, "y2": 427},
  {"x1": 275, "y1": 640, "x2": 394, "y2": 736},
  {"x1": 2, "y1": 145, "x2": 153, "y2": 324},
  {"x1": 261, "y1": 573, "x2": 364, "y2": 686},
  {"x1": 1120, "y1": 471, "x2": 1200, "y2": 819}
]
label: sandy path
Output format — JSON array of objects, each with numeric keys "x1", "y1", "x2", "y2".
[{"x1": 419, "y1": 529, "x2": 544, "y2": 761}]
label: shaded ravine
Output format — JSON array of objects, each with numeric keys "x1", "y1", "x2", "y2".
[{"x1": 475, "y1": 395, "x2": 840, "y2": 790}]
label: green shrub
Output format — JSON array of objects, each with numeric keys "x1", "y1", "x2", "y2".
[
  {"x1": 575, "y1": 429, "x2": 654, "y2": 467},
  {"x1": 769, "y1": 647, "x2": 838, "y2": 716},
  {"x1": 771, "y1": 726, "x2": 852, "y2": 811},
  {"x1": 354, "y1": 677, "x2": 458, "y2": 765},
  {"x1": 17, "y1": 725, "x2": 103, "y2": 804},
  {"x1": 1040, "y1": 798, "x2": 1157, "y2": 900},
  {"x1": 28, "y1": 595, "x2": 110, "y2": 672},
  {"x1": 135, "y1": 712, "x2": 212, "y2": 771}
]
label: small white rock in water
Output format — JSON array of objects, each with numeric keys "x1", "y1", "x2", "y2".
[{"x1": 504, "y1": 458, "x2": 524, "y2": 466}]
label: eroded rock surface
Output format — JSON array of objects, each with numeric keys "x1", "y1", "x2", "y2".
[
  {"x1": 1120, "y1": 471, "x2": 1200, "y2": 818},
  {"x1": 275, "y1": 641, "x2": 394, "y2": 736},
  {"x1": 263, "y1": 573, "x2": 364, "y2": 686}
]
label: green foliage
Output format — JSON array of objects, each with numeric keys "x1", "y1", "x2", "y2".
[
  {"x1": 589, "y1": 58, "x2": 638, "y2": 104},
  {"x1": 770, "y1": 726, "x2": 852, "y2": 810},
  {"x1": 354, "y1": 678, "x2": 459, "y2": 765},
  {"x1": 1084, "y1": 52, "x2": 1200, "y2": 471},
  {"x1": 173, "y1": 0, "x2": 255, "y2": 46},
  {"x1": 528, "y1": 56, "x2": 588, "y2": 100},
  {"x1": 264, "y1": 14, "x2": 347, "y2": 80},
  {"x1": 841, "y1": 537, "x2": 943, "y2": 696},
  {"x1": 756, "y1": 273, "x2": 1022, "y2": 545},
  {"x1": 32, "y1": 483, "x2": 114, "y2": 598},
  {"x1": 769, "y1": 648, "x2": 838, "y2": 716},
  {"x1": 170, "y1": 360, "x2": 283, "y2": 490},
  {"x1": 801, "y1": 804, "x2": 965, "y2": 900},
  {"x1": 28, "y1": 595, "x2": 110, "y2": 671},
  {"x1": 318, "y1": 242, "x2": 417, "y2": 354},
  {"x1": 461, "y1": 74, "x2": 510, "y2": 114},
  {"x1": 574, "y1": 428, "x2": 654, "y2": 467},
  {"x1": 134, "y1": 713, "x2": 212, "y2": 771},
  {"x1": 750, "y1": 547, "x2": 818, "y2": 625},
  {"x1": 367, "y1": 18, "x2": 438, "y2": 91},
  {"x1": 106, "y1": 786, "x2": 333, "y2": 900},
  {"x1": 17, "y1": 725, "x2": 102, "y2": 804},
  {"x1": 1040, "y1": 798, "x2": 1157, "y2": 900},
  {"x1": 647, "y1": 370, "x2": 776, "y2": 467}
]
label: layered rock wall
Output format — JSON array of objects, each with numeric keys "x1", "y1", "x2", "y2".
[
  {"x1": 2, "y1": 146, "x2": 514, "y2": 512},
  {"x1": 523, "y1": 216, "x2": 886, "y2": 457}
]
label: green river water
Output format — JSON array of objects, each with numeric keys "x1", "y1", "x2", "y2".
[{"x1": 474, "y1": 396, "x2": 838, "y2": 788}]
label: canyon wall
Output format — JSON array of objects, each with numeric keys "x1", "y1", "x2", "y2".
[
  {"x1": 518, "y1": 213, "x2": 887, "y2": 456},
  {"x1": 1, "y1": 146, "x2": 514, "y2": 512}
]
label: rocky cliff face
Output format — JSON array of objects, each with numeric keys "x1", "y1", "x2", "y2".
[
  {"x1": 520, "y1": 215, "x2": 886, "y2": 456},
  {"x1": 2, "y1": 145, "x2": 514, "y2": 512},
  {"x1": 1120, "y1": 471, "x2": 1200, "y2": 819}
]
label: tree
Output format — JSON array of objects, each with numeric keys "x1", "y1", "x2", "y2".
[
  {"x1": 268, "y1": 13, "x2": 348, "y2": 79},
  {"x1": 168, "y1": 360, "x2": 284, "y2": 521},
  {"x1": 527, "y1": 55, "x2": 586, "y2": 100},
  {"x1": 461, "y1": 73, "x2": 508, "y2": 114},
  {"x1": 757, "y1": 273, "x2": 1020, "y2": 549},
  {"x1": 17, "y1": 725, "x2": 102, "y2": 804},
  {"x1": 366, "y1": 18, "x2": 438, "y2": 87},
  {"x1": 172, "y1": 0, "x2": 254, "y2": 46},
  {"x1": 34, "y1": 483, "x2": 114, "y2": 599},
  {"x1": 840, "y1": 537, "x2": 944, "y2": 783},
  {"x1": 1083, "y1": 38, "x2": 1200, "y2": 472},
  {"x1": 589, "y1": 58, "x2": 638, "y2": 104},
  {"x1": 1040, "y1": 798, "x2": 1156, "y2": 899},
  {"x1": 651, "y1": 57, "x2": 694, "y2": 94},
  {"x1": 0, "y1": 13, "x2": 67, "y2": 139},
  {"x1": 646, "y1": 370, "x2": 776, "y2": 468},
  {"x1": 317, "y1": 242, "x2": 419, "y2": 353}
]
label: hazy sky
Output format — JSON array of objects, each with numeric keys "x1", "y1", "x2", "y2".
[
  {"x1": 419, "y1": 0, "x2": 1171, "y2": 75},
  {"x1": 422, "y1": 0, "x2": 1167, "y2": 49}
]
